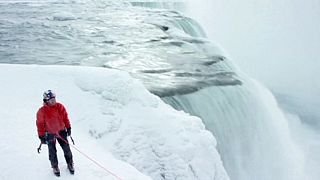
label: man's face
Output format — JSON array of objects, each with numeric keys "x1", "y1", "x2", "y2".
[{"x1": 46, "y1": 98, "x2": 56, "y2": 106}]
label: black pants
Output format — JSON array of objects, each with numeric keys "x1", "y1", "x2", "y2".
[{"x1": 46, "y1": 130, "x2": 73, "y2": 168}]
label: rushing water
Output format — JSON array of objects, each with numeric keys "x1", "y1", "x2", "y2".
[
  {"x1": 0, "y1": 0, "x2": 240, "y2": 97},
  {"x1": 163, "y1": 78, "x2": 307, "y2": 180}
]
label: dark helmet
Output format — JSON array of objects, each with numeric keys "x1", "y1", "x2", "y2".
[{"x1": 43, "y1": 90, "x2": 56, "y2": 102}]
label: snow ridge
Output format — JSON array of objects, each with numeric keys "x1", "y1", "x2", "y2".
[
  {"x1": 74, "y1": 65, "x2": 229, "y2": 180},
  {"x1": 0, "y1": 64, "x2": 229, "y2": 180}
]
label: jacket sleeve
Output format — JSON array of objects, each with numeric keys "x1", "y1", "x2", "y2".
[
  {"x1": 36, "y1": 109, "x2": 46, "y2": 137},
  {"x1": 59, "y1": 103, "x2": 71, "y2": 129}
]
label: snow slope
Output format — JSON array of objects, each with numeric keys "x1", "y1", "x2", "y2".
[
  {"x1": 0, "y1": 64, "x2": 151, "y2": 180},
  {"x1": 0, "y1": 64, "x2": 228, "y2": 180}
]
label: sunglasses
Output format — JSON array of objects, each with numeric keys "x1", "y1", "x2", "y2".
[{"x1": 43, "y1": 97, "x2": 56, "y2": 102}]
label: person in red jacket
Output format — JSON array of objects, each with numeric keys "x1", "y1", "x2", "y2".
[{"x1": 36, "y1": 90, "x2": 74, "y2": 176}]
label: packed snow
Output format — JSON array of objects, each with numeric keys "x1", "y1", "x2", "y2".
[{"x1": 0, "y1": 64, "x2": 229, "y2": 180}]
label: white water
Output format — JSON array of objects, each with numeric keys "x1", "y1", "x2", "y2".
[
  {"x1": 183, "y1": 1, "x2": 320, "y2": 179},
  {"x1": 164, "y1": 77, "x2": 307, "y2": 180}
]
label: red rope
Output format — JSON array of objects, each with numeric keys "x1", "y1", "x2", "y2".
[{"x1": 55, "y1": 133, "x2": 123, "y2": 180}]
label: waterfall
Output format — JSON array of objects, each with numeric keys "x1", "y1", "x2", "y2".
[
  {"x1": 129, "y1": 1, "x2": 309, "y2": 179},
  {"x1": 163, "y1": 77, "x2": 306, "y2": 180}
]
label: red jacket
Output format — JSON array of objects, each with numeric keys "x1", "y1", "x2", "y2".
[{"x1": 36, "y1": 102, "x2": 71, "y2": 137}]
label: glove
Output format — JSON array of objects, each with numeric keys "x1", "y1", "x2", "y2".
[
  {"x1": 67, "y1": 128, "x2": 71, "y2": 136},
  {"x1": 39, "y1": 136, "x2": 46, "y2": 144}
]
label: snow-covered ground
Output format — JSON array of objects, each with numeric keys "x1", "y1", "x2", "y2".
[{"x1": 0, "y1": 64, "x2": 228, "y2": 180}]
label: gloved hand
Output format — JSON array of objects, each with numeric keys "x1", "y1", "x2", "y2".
[
  {"x1": 39, "y1": 136, "x2": 46, "y2": 144},
  {"x1": 67, "y1": 128, "x2": 71, "y2": 136}
]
